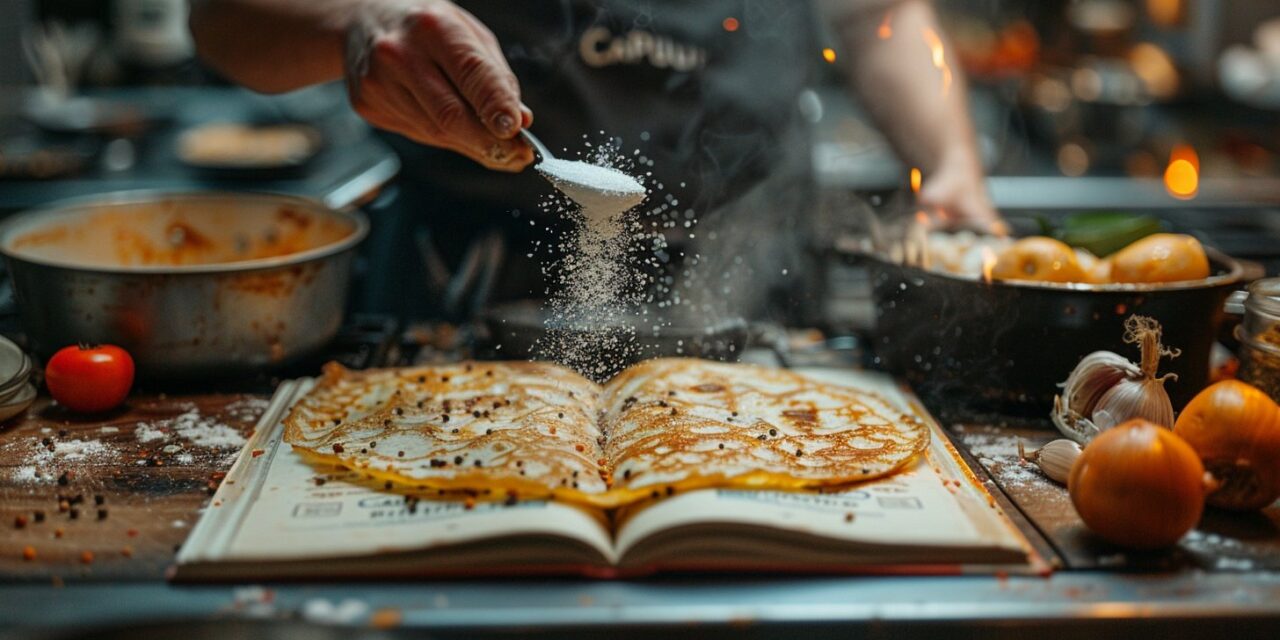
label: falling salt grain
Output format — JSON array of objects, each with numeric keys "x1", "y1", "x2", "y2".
[{"x1": 533, "y1": 146, "x2": 649, "y2": 380}]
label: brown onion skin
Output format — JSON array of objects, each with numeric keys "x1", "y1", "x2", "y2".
[
  {"x1": 1174, "y1": 380, "x2": 1280, "y2": 511},
  {"x1": 1069, "y1": 419, "x2": 1206, "y2": 549}
]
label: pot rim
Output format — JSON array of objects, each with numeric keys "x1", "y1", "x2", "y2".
[
  {"x1": 870, "y1": 247, "x2": 1244, "y2": 293},
  {"x1": 0, "y1": 190, "x2": 369, "y2": 275}
]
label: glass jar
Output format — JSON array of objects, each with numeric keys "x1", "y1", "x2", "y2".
[{"x1": 1234, "y1": 278, "x2": 1280, "y2": 404}]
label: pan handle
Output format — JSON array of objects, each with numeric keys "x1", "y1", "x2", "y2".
[
  {"x1": 1225, "y1": 290, "x2": 1248, "y2": 316},
  {"x1": 1223, "y1": 262, "x2": 1271, "y2": 316},
  {"x1": 321, "y1": 154, "x2": 402, "y2": 211},
  {"x1": 1237, "y1": 257, "x2": 1267, "y2": 282}
]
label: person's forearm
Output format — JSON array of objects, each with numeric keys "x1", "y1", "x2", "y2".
[
  {"x1": 190, "y1": 0, "x2": 365, "y2": 93},
  {"x1": 830, "y1": 0, "x2": 979, "y2": 174}
]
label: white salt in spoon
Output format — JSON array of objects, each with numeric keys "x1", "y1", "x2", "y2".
[{"x1": 521, "y1": 129, "x2": 646, "y2": 223}]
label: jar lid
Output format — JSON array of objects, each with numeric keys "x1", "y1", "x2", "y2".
[{"x1": 1246, "y1": 278, "x2": 1280, "y2": 316}]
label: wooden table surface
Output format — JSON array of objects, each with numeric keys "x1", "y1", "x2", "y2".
[
  {"x1": 952, "y1": 424, "x2": 1280, "y2": 572},
  {"x1": 4, "y1": 388, "x2": 1280, "y2": 586},
  {"x1": 0, "y1": 393, "x2": 269, "y2": 583}
]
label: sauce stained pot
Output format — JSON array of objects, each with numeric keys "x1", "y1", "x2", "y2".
[
  {"x1": 0, "y1": 191, "x2": 368, "y2": 377},
  {"x1": 865, "y1": 249, "x2": 1244, "y2": 422}
]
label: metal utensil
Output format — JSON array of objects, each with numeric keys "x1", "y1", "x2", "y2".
[
  {"x1": 519, "y1": 129, "x2": 645, "y2": 208},
  {"x1": 519, "y1": 129, "x2": 553, "y2": 164},
  {"x1": 0, "y1": 191, "x2": 369, "y2": 378}
]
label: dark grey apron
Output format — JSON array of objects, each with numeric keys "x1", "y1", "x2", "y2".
[{"x1": 363, "y1": 0, "x2": 818, "y2": 317}]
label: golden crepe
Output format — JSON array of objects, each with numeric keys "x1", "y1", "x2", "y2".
[
  {"x1": 283, "y1": 358, "x2": 929, "y2": 507},
  {"x1": 283, "y1": 361, "x2": 609, "y2": 500}
]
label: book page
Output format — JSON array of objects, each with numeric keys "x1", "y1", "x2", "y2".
[
  {"x1": 614, "y1": 453, "x2": 987, "y2": 555},
  {"x1": 614, "y1": 368, "x2": 1026, "y2": 561},
  {"x1": 178, "y1": 381, "x2": 617, "y2": 569}
]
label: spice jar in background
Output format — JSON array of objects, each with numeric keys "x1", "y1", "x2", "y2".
[{"x1": 1233, "y1": 278, "x2": 1280, "y2": 404}]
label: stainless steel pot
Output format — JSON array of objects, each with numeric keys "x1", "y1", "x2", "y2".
[{"x1": 0, "y1": 191, "x2": 369, "y2": 377}]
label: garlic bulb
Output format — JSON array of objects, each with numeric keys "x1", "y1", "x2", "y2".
[
  {"x1": 1052, "y1": 316, "x2": 1178, "y2": 444},
  {"x1": 1020, "y1": 439, "x2": 1082, "y2": 484}
]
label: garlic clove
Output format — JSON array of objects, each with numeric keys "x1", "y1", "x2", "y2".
[
  {"x1": 1024, "y1": 438, "x2": 1083, "y2": 485},
  {"x1": 1052, "y1": 395, "x2": 1102, "y2": 445},
  {"x1": 1059, "y1": 351, "x2": 1140, "y2": 417},
  {"x1": 1093, "y1": 377, "x2": 1175, "y2": 429},
  {"x1": 1092, "y1": 408, "x2": 1119, "y2": 431},
  {"x1": 1053, "y1": 351, "x2": 1139, "y2": 443}
]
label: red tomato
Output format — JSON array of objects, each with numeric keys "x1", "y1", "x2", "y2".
[{"x1": 44, "y1": 345, "x2": 135, "y2": 413}]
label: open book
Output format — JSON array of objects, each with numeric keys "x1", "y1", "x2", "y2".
[{"x1": 172, "y1": 366, "x2": 1038, "y2": 580}]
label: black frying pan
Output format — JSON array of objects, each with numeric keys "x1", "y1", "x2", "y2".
[{"x1": 861, "y1": 249, "x2": 1245, "y2": 423}]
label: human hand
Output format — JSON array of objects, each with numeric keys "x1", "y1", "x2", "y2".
[
  {"x1": 918, "y1": 151, "x2": 1007, "y2": 236},
  {"x1": 344, "y1": 0, "x2": 534, "y2": 171}
]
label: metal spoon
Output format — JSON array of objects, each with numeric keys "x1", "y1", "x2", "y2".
[
  {"x1": 519, "y1": 128, "x2": 553, "y2": 164},
  {"x1": 519, "y1": 129, "x2": 645, "y2": 209}
]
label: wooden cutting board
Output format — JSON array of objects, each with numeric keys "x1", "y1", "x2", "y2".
[{"x1": 0, "y1": 393, "x2": 268, "y2": 583}]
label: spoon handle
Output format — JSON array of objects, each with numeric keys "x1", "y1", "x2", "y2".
[{"x1": 519, "y1": 129, "x2": 553, "y2": 164}]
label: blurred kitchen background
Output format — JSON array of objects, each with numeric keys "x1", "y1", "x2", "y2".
[{"x1": 2, "y1": 0, "x2": 1280, "y2": 334}]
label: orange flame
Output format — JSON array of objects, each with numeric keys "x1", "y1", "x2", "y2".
[
  {"x1": 1164, "y1": 144, "x2": 1199, "y2": 200},
  {"x1": 822, "y1": 47, "x2": 837, "y2": 63},
  {"x1": 878, "y1": 12, "x2": 893, "y2": 39},
  {"x1": 915, "y1": 210, "x2": 930, "y2": 228},
  {"x1": 980, "y1": 247, "x2": 998, "y2": 283},
  {"x1": 910, "y1": 167, "x2": 922, "y2": 194},
  {"x1": 722, "y1": 17, "x2": 739, "y2": 32},
  {"x1": 923, "y1": 28, "x2": 953, "y2": 96}
]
